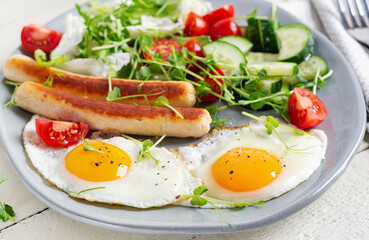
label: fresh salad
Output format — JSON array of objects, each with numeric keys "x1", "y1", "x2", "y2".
[{"x1": 17, "y1": 0, "x2": 332, "y2": 130}]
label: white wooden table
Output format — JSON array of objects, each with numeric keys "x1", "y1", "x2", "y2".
[{"x1": 1, "y1": 0, "x2": 369, "y2": 239}]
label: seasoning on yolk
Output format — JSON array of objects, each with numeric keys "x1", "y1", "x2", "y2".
[
  {"x1": 65, "y1": 140, "x2": 131, "y2": 182},
  {"x1": 212, "y1": 148, "x2": 281, "y2": 192}
]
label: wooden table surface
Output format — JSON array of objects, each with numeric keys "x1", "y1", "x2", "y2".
[{"x1": 1, "y1": 0, "x2": 369, "y2": 239}]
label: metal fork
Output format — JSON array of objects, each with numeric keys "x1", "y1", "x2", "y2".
[{"x1": 337, "y1": 0, "x2": 369, "y2": 48}]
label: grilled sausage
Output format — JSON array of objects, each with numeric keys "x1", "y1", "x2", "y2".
[
  {"x1": 15, "y1": 82, "x2": 211, "y2": 138},
  {"x1": 4, "y1": 55, "x2": 196, "y2": 107}
]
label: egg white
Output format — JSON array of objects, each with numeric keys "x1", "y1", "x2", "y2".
[
  {"x1": 23, "y1": 115, "x2": 202, "y2": 208},
  {"x1": 177, "y1": 120, "x2": 327, "y2": 208}
]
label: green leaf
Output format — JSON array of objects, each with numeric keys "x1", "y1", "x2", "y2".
[
  {"x1": 34, "y1": 49, "x2": 68, "y2": 68},
  {"x1": 106, "y1": 87, "x2": 121, "y2": 102},
  {"x1": 258, "y1": 69, "x2": 267, "y2": 79},
  {"x1": 265, "y1": 122, "x2": 273, "y2": 135},
  {"x1": 139, "y1": 66, "x2": 152, "y2": 79},
  {"x1": 193, "y1": 186, "x2": 208, "y2": 196},
  {"x1": 196, "y1": 81, "x2": 210, "y2": 97},
  {"x1": 4, "y1": 204, "x2": 15, "y2": 217},
  {"x1": 190, "y1": 196, "x2": 208, "y2": 206},
  {"x1": 266, "y1": 116, "x2": 279, "y2": 128},
  {"x1": 293, "y1": 129, "x2": 305, "y2": 135},
  {"x1": 250, "y1": 100, "x2": 266, "y2": 110}
]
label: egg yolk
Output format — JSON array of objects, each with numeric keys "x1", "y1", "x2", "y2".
[
  {"x1": 65, "y1": 140, "x2": 131, "y2": 182},
  {"x1": 212, "y1": 148, "x2": 281, "y2": 192}
]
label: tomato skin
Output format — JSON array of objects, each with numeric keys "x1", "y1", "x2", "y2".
[
  {"x1": 184, "y1": 12, "x2": 209, "y2": 37},
  {"x1": 184, "y1": 39, "x2": 204, "y2": 72},
  {"x1": 21, "y1": 24, "x2": 62, "y2": 53},
  {"x1": 143, "y1": 39, "x2": 181, "y2": 62},
  {"x1": 35, "y1": 118, "x2": 89, "y2": 147},
  {"x1": 288, "y1": 87, "x2": 327, "y2": 129},
  {"x1": 209, "y1": 19, "x2": 242, "y2": 41},
  {"x1": 197, "y1": 68, "x2": 225, "y2": 102},
  {"x1": 203, "y1": 5, "x2": 235, "y2": 26}
]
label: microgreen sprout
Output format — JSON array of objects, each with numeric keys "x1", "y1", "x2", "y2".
[
  {"x1": 81, "y1": 136, "x2": 105, "y2": 154},
  {"x1": 43, "y1": 72, "x2": 65, "y2": 87},
  {"x1": 34, "y1": 49, "x2": 68, "y2": 68},
  {"x1": 155, "y1": 96, "x2": 184, "y2": 119},
  {"x1": 0, "y1": 172, "x2": 16, "y2": 222},
  {"x1": 242, "y1": 112, "x2": 314, "y2": 153},
  {"x1": 106, "y1": 87, "x2": 165, "y2": 105},
  {"x1": 205, "y1": 105, "x2": 229, "y2": 126},
  {"x1": 67, "y1": 187, "x2": 106, "y2": 196},
  {"x1": 0, "y1": 201, "x2": 15, "y2": 222},
  {"x1": 3, "y1": 82, "x2": 24, "y2": 110},
  {"x1": 121, "y1": 134, "x2": 166, "y2": 165},
  {"x1": 181, "y1": 186, "x2": 264, "y2": 228}
]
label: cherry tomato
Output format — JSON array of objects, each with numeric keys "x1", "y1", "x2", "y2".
[
  {"x1": 184, "y1": 38, "x2": 204, "y2": 72},
  {"x1": 143, "y1": 39, "x2": 182, "y2": 61},
  {"x1": 209, "y1": 19, "x2": 242, "y2": 41},
  {"x1": 288, "y1": 87, "x2": 327, "y2": 129},
  {"x1": 184, "y1": 12, "x2": 209, "y2": 37},
  {"x1": 203, "y1": 5, "x2": 235, "y2": 26},
  {"x1": 197, "y1": 68, "x2": 225, "y2": 102},
  {"x1": 21, "y1": 24, "x2": 63, "y2": 53},
  {"x1": 35, "y1": 118, "x2": 89, "y2": 147}
]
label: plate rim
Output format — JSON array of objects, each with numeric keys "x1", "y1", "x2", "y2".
[{"x1": 0, "y1": 0, "x2": 366, "y2": 234}]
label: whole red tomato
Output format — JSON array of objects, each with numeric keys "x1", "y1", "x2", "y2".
[
  {"x1": 184, "y1": 12, "x2": 209, "y2": 37},
  {"x1": 209, "y1": 19, "x2": 242, "y2": 40},
  {"x1": 184, "y1": 38, "x2": 204, "y2": 72},
  {"x1": 203, "y1": 5, "x2": 235, "y2": 26},
  {"x1": 196, "y1": 68, "x2": 225, "y2": 102},
  {"x1": 288, "y1": 87, "x2": 328, "y2": 129},
  {"x1": 21, "y1": 24, "x2": 63, "y2": 53}
]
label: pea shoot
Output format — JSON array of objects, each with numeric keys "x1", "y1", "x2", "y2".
[
  {"x1": 66, "y1": 187, "x2": 106, "y2": 196},
  {"x1": 155, "y1": 96, "x2": 184, "y2": 119},
  {"x1": 182, "y1": 186, "x2": 264, "y2": 228},
  {"x1": 0, "y1": 172, "x2": 16, "y2": 222}
]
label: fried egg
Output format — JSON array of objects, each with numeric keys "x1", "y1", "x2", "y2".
[
  {"x1": 23, "y1": 115, "x2": 202, "y2": 208},
  {"x1": 176, "y1": 120, "x2": 327, "y2": 208}
]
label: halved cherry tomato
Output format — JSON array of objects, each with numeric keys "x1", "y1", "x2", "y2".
[
  {"x1": 288, "y1": 87, "x2": 327, "y2": 129},
  {"x1": 35, "y1": 118, "x2": 89, "y2": 147},
  {"x1": 203, "y1": 5, "x2": 235, "y2": 26},
  {"x1": 184, "y1": 12, "x2": 209, "y2": 37},
  {"x1": 209, "y1": 19, "x2": 242, "y2": 41},
  {"x1": 21, "y1": 24, "x2": 63, "y2": 53},
  {"x1": 184, "y1": 38, "x2": 204, "y2": 72},
  {"x1": 196, "y1": 68, "x2": 225, "y2": 102},
  {"x1": 143, "y1": 39, "x2": 182, "y2": 62}
]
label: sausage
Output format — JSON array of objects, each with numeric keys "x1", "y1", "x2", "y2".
[
  {"x1": 4, "y1": 55, "x2": 196, "y2": 107},
  {"x1": 15, "y1": 82, "x2": 211, "y2": 138}
]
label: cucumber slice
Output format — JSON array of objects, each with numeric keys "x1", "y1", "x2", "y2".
[
  {"x1": 282, "y1": 76, "x2": 301, "y2": 86},
  {"x1": 298, "y1": 55, "x2": 328, "y2": 80},
  {"x1": 172, "y1": 36, "x2": 211, "y2": 45},
  {"x1": 248, "y1": 62, "x2": 298, "y2": 76},
  {"x1": 246, "y1": 52, "x2": 279, "y2": 64},
  {"x1": 260, "y1": 78, "x2": 282, "y2": 93},
  {"x1": 247, "y1": 11, "x2": 279, "y2": 53},
  {"x1": 218, "y1": 36, "x2": 253, "y2": 54},
  {"x1": 202, "y1": 41, "x2": 247, "y2": 74},
  {"x1": 276, "y1": 24, "x2": 314, "y2": 63}
]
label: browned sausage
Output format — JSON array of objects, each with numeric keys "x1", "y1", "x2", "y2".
[
  {"x1": 4, "y1": 55, "x2": 196, "y2": 107},
  {"x1": 15, "y1": 82, "x2": 211, "y2": 138}
]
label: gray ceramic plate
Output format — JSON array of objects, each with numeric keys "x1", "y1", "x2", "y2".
[{"x1": 0, "y1": 0, "x2": 366, "y2": 234}]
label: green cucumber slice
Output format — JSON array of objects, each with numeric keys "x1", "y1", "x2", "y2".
[
  {"x1": 276, "y1": 24, "x2": 314, "y2": 63},
  {"x1": 248, "y1": 62, "x2": 298, "y2": 76},
  {"x1": 298, "y1": 55, "x2": 328, "y2": 80},
  {"x1": 202, "y1": 41, "x2": 247, "y2": 74},
  {"x1": 247, "y1": 10, "x2": 279, "y2": 53},
  {"x1": 218, "y1": 36, "x2": 253, "y2": 54},
  {"x1": 246, "y1": 52, "x2": 279, "y2": 64},
  {"x1": 260, "y1": 78, "x2": 283, "y2": 93}
]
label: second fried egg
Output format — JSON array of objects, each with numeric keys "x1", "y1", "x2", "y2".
[{"x1": 177, "y1": 120, "x2": 327, "y2": 207}]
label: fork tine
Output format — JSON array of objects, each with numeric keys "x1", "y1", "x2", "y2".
[
  {"x1": 338, "y1": 0, "x2": 352, "y2": 29},
  {"x1": 364, "y1": 0, "x2": 369, "y2": 17},
  {"x1": 347, "y1": 0, "x2": 360, "y2": 28},
  {"x1": 354, "y1": 0, "x2": 368, "y2": 27}
]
